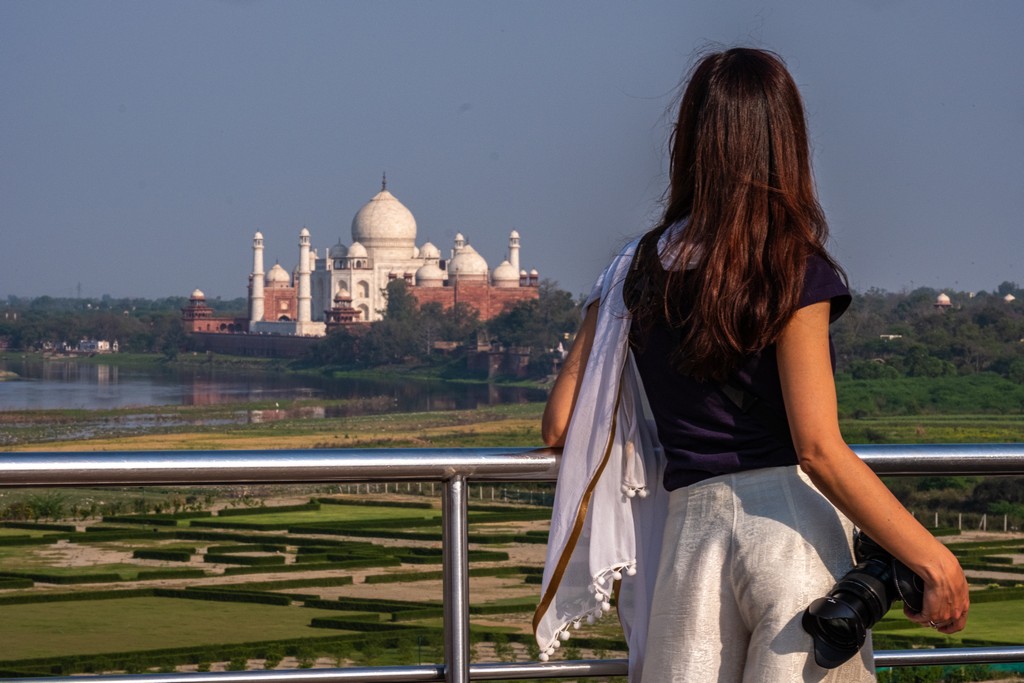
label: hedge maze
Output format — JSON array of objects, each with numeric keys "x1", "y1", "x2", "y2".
[
  {"x1": 5, "y1": 495, "x2": 1024, "y2": 678},
  {"x1": 0, "y1": 496, "x2": 556, "y2": 675}
]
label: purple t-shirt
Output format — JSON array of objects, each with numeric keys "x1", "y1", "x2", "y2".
[{"x1": 632, "y1": 255, "x2": 850, "y2": 490}]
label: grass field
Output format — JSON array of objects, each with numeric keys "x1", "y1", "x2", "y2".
[
  {"x1": 198, "y1": 505, "x2": 442, "y2": 527},
  {"x1": 0, "y1": 597, "x2": 359, "y2": 660}
]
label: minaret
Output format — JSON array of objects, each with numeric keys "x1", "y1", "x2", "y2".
[
  {"x1": 509, "y1": 229, "x2": 521, "y2": 273},
  {"x1": 250, "y1": 231, "x2": 265, "y2": 324},
  {"x1": 297, "y1": 227, "x2": 312, "y2": 323}
]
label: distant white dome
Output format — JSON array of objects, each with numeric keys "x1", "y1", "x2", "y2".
[
  {"x1": 936, "y1": 293, "x2": 951, "y2": 305},
  {"x1": 530, "y1": 268, "x2": 539, "y2": 276},
  {"x1": 351, "y1": 189, "x2": 417, "y2": 248},
  {"x1": 519, "y1": 269, "x2": 528, "y2": 278},
  {"x1": 1005, "y1": 293, "x2": 1017, "y2": 303},
  {"x1": 347, "y1": 241, "x2": 368, "y2": 259},
  {"x1": 266, "y1": 263, "x2": 291, "y2": 286},
  {"x1": 190, "y1": 288, "x2": 205, "y2": 300},
  {"x1": 416, "y1": 262, "x2": 445, "y2": 287},
  {"x1": 334, "y1": 287, "x2": 351, "y2": 302},
  {"x1": 509, "y1": 229, "x2": 520, "y2": 239},
  {"x1": 492, "y1": 260, "x2": 519, "y2": 287},
  {"x1": 329, "y1": 241, "x2": 348, "y2": 258},
  {"x1": 448, "y1": 244, "x2": 489, "y2": 280},
  {"x1": 253, "y1": 231, "x2": 264, "y2": 240},
  {"x1": 420, "y1": 241, "x2": 441, "y2": 260},
  {"x1": 299, "y1": 227, "x2": 310, "y2": 238}
]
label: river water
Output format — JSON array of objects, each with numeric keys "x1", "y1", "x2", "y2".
[{"x1": 0, "y1": 357, "x2": 546, "y2": 412}]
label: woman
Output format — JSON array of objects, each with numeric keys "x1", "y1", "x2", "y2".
[{"x1": 539, "y1": 48, "x2": 968, "y2": 681}]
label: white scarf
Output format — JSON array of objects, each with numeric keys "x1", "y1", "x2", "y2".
[{"x1": 533, "y1": 238, "x2": 669, "y2": 681}]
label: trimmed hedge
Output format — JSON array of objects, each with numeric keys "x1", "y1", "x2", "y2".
[
  {"x1": 0, "y1": 570, "x2": 123, "y2": 585},
  {"x1": 203, "y1": 553, "x2": 285, "y2": 566},
  {"x1": 205, "y1": 543, "x2": 287, "y2": 554},
  {"x1": 213, "y1": 576, "x2": 353, "y2": 592},
  {"x1": 102, "y1": 515, "x2": 179, "y2": 527},
  {"x1": 0, "y1": 535, "x2": 60, "y2": 547},
  {"x1": 175, "y1": 529, "x2": 346, "y2": 547},
  {"x1": 217, "y1": 502, "x2": 320, "y2": 517},
  {"x1": 317, "y1": 498, "x2": 433, "y2": 510},
  {"x1": 0, "y1": 588, "x2": 156, "y2": 606},
  {"x1": 309, "y1": 617, "x2": 431, "y2": 632},
  {"x1": 1, "y1": 521, "x2": 77, "y2": 532},
  {"x1": 0, "y1": 577, "x2": 34, "y2": 590},
  {"x1": 152, "y1": 587, "x2": 291, "y2": 606},
  {"x1": 221, "y1": 560, "x2": 366, "y2": 576},
  {"x1": 135, "y1": 568, "x2": 207, "y2": 581},
  {"x1": 132, "y1": 549, "x2": 192, "y2": 562}
]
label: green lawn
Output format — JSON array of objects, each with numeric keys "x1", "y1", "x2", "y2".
[
  {"x1": 0, "y1": 597, "x2": 359, "y2": 660},
  {"x1": 876, "y1": 599, "x2": 1024, "y2": 646}
]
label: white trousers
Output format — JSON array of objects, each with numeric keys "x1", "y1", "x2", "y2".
[{"x1": 640, "y1": 466, "x2": 875, "y2": 682}]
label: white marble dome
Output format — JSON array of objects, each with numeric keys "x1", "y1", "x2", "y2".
[
  {"x1": 190, "y1": 288, "x2": 206, "y2": 300},
  {"x1": 416, "y1": 262, "x2": 445, "y2": 287},
  {"x1": 492, "y1": 260, "x2": 519, "y2": 287},
  {"x1": 1006, "y1": 293, "x2": 1017, "y2": 303},
  {"x1": 334, "y1": 287, "x2": 351, "y2": 302},
  {"x1": 329, "y1": 241, "x2": 348, "y2": 258},
  {"x1": 936, "y1": 293, "x2": 952, "y2": 306},
  {"x1": 420, "y1": 242, "x2": 441, "y2": 260},
  {"x1": 351, "y1": 189, "x2": 417, "y2": 247},
  {"x1": 266, "y1": 263, "x2": 291, "y2": 286},
  {"x1": 347, "y1": 241, "x2": 368, "y2": 259},
  {"x1": 448, "y1": 244, "x2": 489, "y2": 280}
]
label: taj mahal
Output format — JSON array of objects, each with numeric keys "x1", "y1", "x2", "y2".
[{"x1": 183, "y1": 179, "x2": 539, "y2": 338}]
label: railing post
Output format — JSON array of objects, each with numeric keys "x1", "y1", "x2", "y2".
[{"x1": 442, "y1": 474, "x2": 470, "y2": 683}]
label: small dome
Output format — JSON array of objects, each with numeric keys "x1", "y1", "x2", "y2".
[
  {"x1": 509, "y1": 229, "x2": 520, "y2": 239},
  {"x1": 420, "y1": 241, "x2": 441, "y2": 260},
  {"x1": 347, "y1": 241, "x2": 368, "y2": 259},
  {"x1": 448, "y1": 244, "x2": 489, "y2": 278},
  {"x1": 253, "y1": 231, "x2": 264, "y2": 240},
  {"x1": 416, "y1": 262, "x2": 445, "y2": 287},
  {"x1": 520, "y1": 269, "x2": 528, "y2": 277},
  {"x1": 190, "y1": 288, "x2": 205, "y2": 300},
  {"x1": 492, "y1": 260, "x2": 519, "y2": 287},
  {"x1": 334, "y1": 287, "x2": 351, "y2": 302},
  {"x1": 530, "y1": 268, "x2": 539, "y2": 276},
  {"x1": 936, "y1": 293, "x2": 952, "y2": 305},
  {"x1": 1005, "y1": 293, "x2": 1017, "y2": 303},
  {"x1": 351, "y1": 189, "x2": 417, "y2": 246},
  {"x1": 299, "y1": 227, "x2": 310, "y2": 238},
  {"x1": 266, "y1": 263, "x2": 291, "y2": 286},
  {"x1": 329, "y1": 241, "x2": 348, "y2": 259}
]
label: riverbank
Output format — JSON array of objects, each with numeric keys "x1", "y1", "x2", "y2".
[{"x1": 0, "y1": 400, "x2": 546, "y2": 452}]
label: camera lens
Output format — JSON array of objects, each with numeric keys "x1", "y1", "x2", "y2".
[{"x1": 802, "y1": 559, "x2": 897, "y2": 669}]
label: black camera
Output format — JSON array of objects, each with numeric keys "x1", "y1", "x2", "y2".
[{"x1": 802, "y1": 531, "x2": 924, "y2": 669}]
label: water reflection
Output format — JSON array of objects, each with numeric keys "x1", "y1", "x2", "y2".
[{"x1": 0, "y1": 357, "x2": 546, "y2": 413}]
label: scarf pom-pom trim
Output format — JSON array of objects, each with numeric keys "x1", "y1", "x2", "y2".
[{"x1": 537, "y1": 560, "x2": 637, "y2": 660}]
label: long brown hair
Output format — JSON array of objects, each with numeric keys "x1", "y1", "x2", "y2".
[{"x1": 627, "y1": 47, "x2": 843, "y2": 382}]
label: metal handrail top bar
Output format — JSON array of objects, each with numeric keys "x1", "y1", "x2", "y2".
[
  {"x1": 3, "y1": 443, "x2": 1024, "y2": 487},
  {"x1": 12, "y1": 647, "x2": 1024, "y2": 683}
]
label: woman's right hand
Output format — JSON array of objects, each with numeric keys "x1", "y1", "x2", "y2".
[{"x1": 903, "y1": 545, "x2": 969, "y2": 634}]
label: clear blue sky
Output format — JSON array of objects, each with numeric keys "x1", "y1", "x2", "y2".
[{"x1": 2, "y1": 1, "x2": 1022, "y2": 301}]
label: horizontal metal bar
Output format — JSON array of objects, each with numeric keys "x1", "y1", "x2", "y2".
[
  {"x1": 12, "y1": 650, "x2": 1024, "y2": 683},
  {"x1": 0, "y1": 448, "x2": 560, "y2": 487},
  {"x1": 874, "y1": 646, "x2": 1024, "y2": 667},
  {"x1": 4, "y1": 443, "x2": 1024, "y2": 488},
  {"x1": 855, "y1": 443, "x2": 1024, "y2": 475}
]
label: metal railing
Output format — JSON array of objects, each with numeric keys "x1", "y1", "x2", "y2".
[{"x1": 3, "y1": 443, "x2": 1024, "y2": 682}]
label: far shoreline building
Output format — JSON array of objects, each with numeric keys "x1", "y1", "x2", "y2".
[{"x1": 183, "y1": 180, "x2": 539, "y2": 354}]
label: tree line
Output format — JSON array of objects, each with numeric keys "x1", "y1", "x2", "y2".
[
  {"x1": 831, "y1": 281, "x2": 1024, "y2": 383},
  {"x1": 4, "y1": 279, "x2": 1022, "y2": 382}
]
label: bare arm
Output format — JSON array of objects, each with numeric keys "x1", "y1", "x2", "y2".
[
  {"x1": 541, "y1": 303, "x2": 599, "y2": 447},
  {"x1": 777, "y1": 302, "x2": 969, "y2": 633}
]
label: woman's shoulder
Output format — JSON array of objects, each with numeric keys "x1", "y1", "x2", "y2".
[{"x1": 800, "y1": 253, "x2": 851, "y2": 321}]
